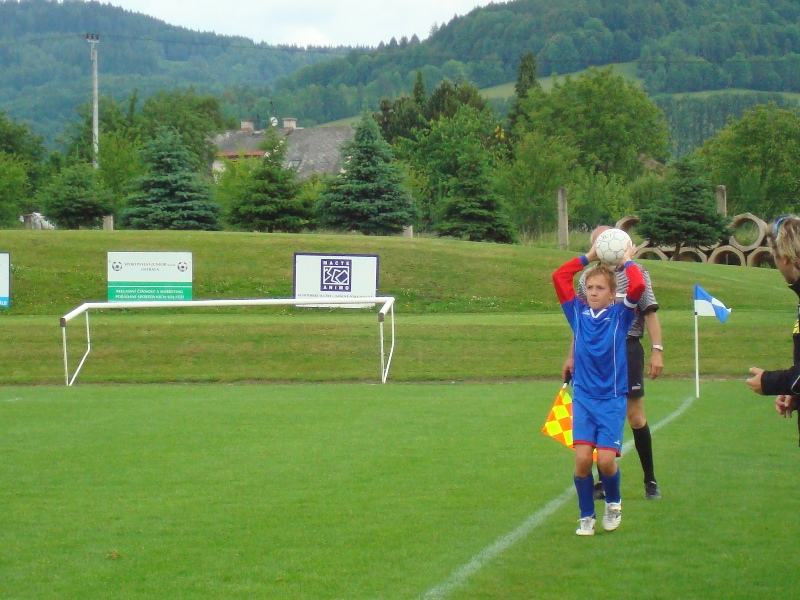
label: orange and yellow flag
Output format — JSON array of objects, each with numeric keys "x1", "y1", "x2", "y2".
[
  {"x1": 542, "y1": 382, "x2": 575, "y2": 448},
  {"x1": 541, "y1": 382, "x2": 597, "y2": 461}
]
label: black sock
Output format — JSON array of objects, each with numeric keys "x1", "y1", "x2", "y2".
[{"x1": 632, "y1": 423, "x2": 655, "y2": 483}]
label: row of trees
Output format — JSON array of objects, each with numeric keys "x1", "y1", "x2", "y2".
[
  {"x1": 3, "y1": 59, "x2": 800, "y2": 249},
  {"x1": 639, "y1": 51, "x2": 800, "y2": 95},
  {"x1": 274, "y1": 63, "x2": 800, "y2": 245}
]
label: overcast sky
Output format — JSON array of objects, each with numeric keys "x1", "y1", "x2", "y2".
[{"x1": 107, "y1": 1, "x2": 499, "y2": 47}]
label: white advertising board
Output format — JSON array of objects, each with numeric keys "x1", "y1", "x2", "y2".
[
  {"x1": 0, "y1": 252, "x2": 9, "y2": 308},
  {"x1": 107, "y1": 251, "x2": 193, "y2": 302},
  {"x1": 293, "y1": 253, "x2": 379, "y2": 308}
]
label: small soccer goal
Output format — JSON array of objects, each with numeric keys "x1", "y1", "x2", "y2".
[{"x1": 60, "y1": 296, "x2": 396, "y2": 386}]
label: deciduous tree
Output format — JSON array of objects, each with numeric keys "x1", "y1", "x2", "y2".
[
  {"x1": 494, "y1": 131, "x2": 579, "y2": 235},
  {"x1": 696, "y1": 103, "x2": 800, "y2": 218},
  {"x1": 518, "y1": 67, "x2": 669, "y2": 183}
]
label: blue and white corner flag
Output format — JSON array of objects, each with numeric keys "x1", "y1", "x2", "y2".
[
  {"x1": 694, "y1": 285, "x2": 731, "y2": 398},
  {"x1": 694, "y1": 285, "x2": 731, "y2": 323}
]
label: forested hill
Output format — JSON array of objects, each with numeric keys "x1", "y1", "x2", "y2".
[
  {"x1": 261, "y1": 0, "x2": 800, "y2": 128},
  {"x1": 0, "y1": 0, "x2": 356, "y2": 141},
  {"x1": 4, "y1": 0, "x2": 800, "y2": 150}
]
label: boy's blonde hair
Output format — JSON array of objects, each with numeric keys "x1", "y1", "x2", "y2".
[
  {"x1": 584, "y1": 263, "x2": 617, "y2": 294},
  {"x1": 770, "y1": 215, "x2": 800, "y2": 279}
]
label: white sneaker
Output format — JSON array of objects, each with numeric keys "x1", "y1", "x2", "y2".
[
  {"x1": 602, "y1": 502, "x2": 622, "y2": 531},
  {"x1": 576, "y1": 516, "x2": 596, "y2": 536}
]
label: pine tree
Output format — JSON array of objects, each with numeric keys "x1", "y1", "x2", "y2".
[
  {"x1": 120, "y1": 127, "x2": 220, "y2": 231},
  {"x1": 317, "y1": 112, "x2": 418, "y2": 236},
  {"x1": 226, "y1": 129, "x2": 308, "y2": 232},
  {"x1": 637, "y1": 156, "x2": 728, "y2": 258},
  {"x1": 436, "y1": 144, "x2": 517, "y2": 244}
]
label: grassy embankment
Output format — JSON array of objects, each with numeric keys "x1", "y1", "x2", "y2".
[{"x1": 0, "y1": 229, "x2": 789, "y2": 384}]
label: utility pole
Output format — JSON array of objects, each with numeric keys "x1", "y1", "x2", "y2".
[{"x1": 86, "y1": 33, "x2": 100, "y2": 169}]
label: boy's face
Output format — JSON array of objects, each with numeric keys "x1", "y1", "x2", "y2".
[{"x1": 585, "y1": 273, "x2": 615, "y2": 310}]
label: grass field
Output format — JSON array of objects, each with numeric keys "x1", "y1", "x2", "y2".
[
  {"x1": 2, "y1": 230, "x2": 800, "y2": 597},
  {"x1": 1, "y1": 379, "x2": 797, "y2": 599},
  {"x1": 1, "y1": 309, "x2": 791, "y2": 385}
]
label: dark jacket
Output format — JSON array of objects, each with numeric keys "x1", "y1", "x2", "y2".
[{"x1": 760, "y1": 279, "x2": 800, "y2": 445}]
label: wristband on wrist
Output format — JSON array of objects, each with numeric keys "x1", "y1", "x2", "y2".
[{"x1": 651, "y1": 344, "x2": 664, "y2": 351}]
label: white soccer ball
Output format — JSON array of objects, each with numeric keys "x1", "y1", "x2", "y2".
[{"x1": 594, "y1": 228, "x2": 632, "y2": 266}]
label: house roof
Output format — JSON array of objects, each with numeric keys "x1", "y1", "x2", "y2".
[{"x1": 211, "y1": 125, "x2": 354, "y2": 180}]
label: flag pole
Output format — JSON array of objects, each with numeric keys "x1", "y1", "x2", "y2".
[{"x1": 694, "y1": 310, "x2": 700, "y2": 398}]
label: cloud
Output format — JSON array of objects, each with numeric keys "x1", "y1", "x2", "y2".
[{"x1": 108, "y1": 1, "x2": 495, "y2": 47}]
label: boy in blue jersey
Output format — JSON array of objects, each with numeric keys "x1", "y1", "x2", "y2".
[{"x1": 552, "y1": 241, "x2": 644, "y2": 536}]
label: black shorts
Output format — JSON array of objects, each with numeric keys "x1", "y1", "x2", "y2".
[{"x1": 626, "y1": 337, "x2": 645, "y2": 399}]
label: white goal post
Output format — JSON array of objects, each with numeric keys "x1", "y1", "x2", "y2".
[{"x1": 60, "y1": 296, "x2": 396, "y2": 387}]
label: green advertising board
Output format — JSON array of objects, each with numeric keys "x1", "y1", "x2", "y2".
[{"x1": 107, "y1": 252, "x2": 192, "y2": 302}]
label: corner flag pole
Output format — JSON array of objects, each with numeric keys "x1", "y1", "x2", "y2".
[{"x1": 694, "y1": 309, "x2": 700, "y2": 398}]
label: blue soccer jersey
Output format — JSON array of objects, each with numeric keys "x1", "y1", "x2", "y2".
[
  {"x1": 566, "y1": 299, "x2": 636, "y2": 399},
  {"x1": 553, "y1": 256, "x2": 644, "y2": 400}
]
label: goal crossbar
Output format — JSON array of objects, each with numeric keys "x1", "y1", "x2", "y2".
[{"x1": 60, "y1": 296, "x2": 396, "y2": 387}]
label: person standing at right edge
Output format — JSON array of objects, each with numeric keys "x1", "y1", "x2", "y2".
[
  {"x1": 747, "y1": 215, "x2": 800, "y2": 442},
  {"x1": 564, "y1": 225, "x2": 664, "y2": 500}
]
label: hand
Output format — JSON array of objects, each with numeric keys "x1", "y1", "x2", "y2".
[
  {"x1": 776, "y1": 395, "x2": 797, "y2": 418},
  {"x1": 746, "y1": 367, "x2": 764, "y2": 394},
  {"x1": 585, "y1": 245, "x2": 598, "y2": 263},
  {"x1": 622, "y1": 240, "x2": 637, "y2": 263},
  {"x1": 562, "y1": 357, "x2": 574, "y2": 382},
  {"x1": 647, "y1": 350, "x2": 663, "y2": 380}
]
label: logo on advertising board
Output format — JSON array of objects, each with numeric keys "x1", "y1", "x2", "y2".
[
  {"x1": 321, "y1": 258, "x2": 352, "y2": 292},
  {"x1": 107, "y1": 251, "x2": 193, "y2": 302},
  {"x1": 294, "y1": 253, "x2": 378, "y2": 308}
]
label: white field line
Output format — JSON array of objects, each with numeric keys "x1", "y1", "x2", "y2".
[
  {"x1": 3, "y1": 397, "x2": 22, "y2": 402},
  {"x1": 419, "y1": 394, "x2": 697, "y2": 600}
]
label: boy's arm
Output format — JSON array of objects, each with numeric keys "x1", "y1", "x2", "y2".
[
  {"x1": 622, "y1": 261, "x2": 645, "y2": 306},
  {"x1": 552, "y1": 256, "x2": 589, "y2": 304}
]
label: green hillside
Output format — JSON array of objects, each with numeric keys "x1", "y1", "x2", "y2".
[
  {"x1": 0, "y1": 230, "x2": 785, "y2": 316},
  {"x1": 0, "y1": 231, "x2": 791, "y2": 385}
]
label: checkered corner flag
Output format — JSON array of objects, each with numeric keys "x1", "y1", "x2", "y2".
[
  {"x1": 693, "y1": 284, "x2": 731, "y2": 398},
  {"x1": 541, "y1": 377, "x2": 597, "y2": 462},
  {"x1": 542, "y1": 381, "x2": 574, "y2": 449}
]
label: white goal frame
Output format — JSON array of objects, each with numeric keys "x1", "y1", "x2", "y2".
[{"x1": 60, "y1": 296, "x2": 396, "y2": 387}]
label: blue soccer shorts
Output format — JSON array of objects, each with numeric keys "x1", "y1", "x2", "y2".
[{"x1": 572, "y1": 394, "x2": 627, "y2": 456}]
